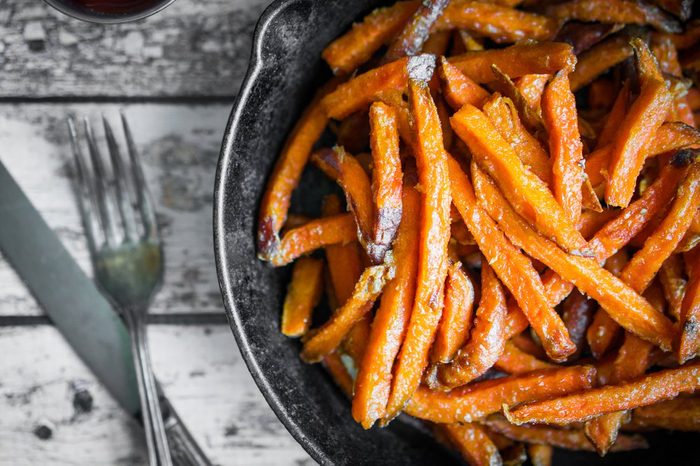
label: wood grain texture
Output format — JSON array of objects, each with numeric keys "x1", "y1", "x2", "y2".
[
  {"x1": 0, "y1": 325, "x2": 311, "y2": 466},
  {"x1": 0, "y1": 0, "x2": 267, "y2": 98},
  {"x1": 0, "y1": 103, "x2": 227, "y2": 316}
]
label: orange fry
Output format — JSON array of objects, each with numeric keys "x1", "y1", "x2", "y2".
[
  {"x1": 438, "y1": 56, "x2": 490, "y2": 110},
  {"x1": 629, "y1": 397, "x2": 700, "y2": 431},
  {"x1": 484, "y1": 416, "x2": 648, "y2": 452},
  {"x1": 659, "y1": 254, "x2": 687, "y2": 321},
  {"x1": 432, "y1": 262, "x2": 476, "y2": 364},
  {"x1": 405, "y1": 366, "x2": 596, "y2": 424},
  {"x1": 322, "y1": 57, "x2": 409, "y2": 120},
  {"x1": 313, "y1": 147, "x2": 376, "y2": 255},
  {"x1": 271, "y1": 214, "x2": 357, "y2": 267},
  {"x1": 482, "y1": 95, "x2": 551, "y2": 184},
  {"x1": 516, "y1": 74, "x2": 550, "y2": 113},
  {"x1": 385, "y1": 0, "x2": 449, "y2": 62},
  {"x1": 322, "y1": 1, "x2": 419, "y2": 74},
  {"x1": 586, "y1": 121, "x2": 700, "y2": 189},
  {"x1": 386, "y1": 64, "x2": 452, "y2": 420},
  {"x1": 450, "y1": 158, "x2": 575, "y2": 361},
  {"x1": 561, "y1": 290, "x2": 595, "y2": 360},
  {"x1": 542, "y1": 71, "x2": 584, "y2": 224},
  {"x1": 569, "y1": 34, "x2": 634, "y2": 92},
  {"x1": 472, "y1": 167, "x2": 676, "y2": 351},
  {"x1": 528, "y1": 444, "x2": 553, "y2": 466},
  {"x1": 258, "y1": 80, "x2": 338, "y2": 260},
  {"x1": 434, "y1": 1, "x2": 559, "y2": 43},
  {"x1": 301, "y1": 264, "x2": 392, "y2": 363},
  {"x1": 494, "y1": 340, "x2": 556, "y2": 375},
  {"x1": 281, "y1": 257, "x2": 324, "y2": 337},
  {"x1": 449, "y1": 42, "x2": 576, "y2": 84},
  {"x1": 621, "y1": 163, "x2": 700, "y2": 293},
  {"x1": 438, "y1": 261, "x2": 507, "y2": 387},
  {"x1": 490, "y1": 64, "x2": 545, "y2": 134},
  {"x1": 506, "y1": 362, "x2": 700, "y2": 425},
  {"x1": 451, "y1": 104, "x2": 589, "y2": 255},
  {"x1": 438, "y1": 423, "x2": 502, "y2": 466},
  {"x1": 606, "y1": 39, "x2": 673, "y2": 208},
  {"x1": 678, "y1": 243, "x2": 700, "y2": 362},
  {"x1": 353, "y1": 184, "x2": 421, "y2": 429},
  {"x1": 546, "y1": 0, "x2": 681, "y2": 34},
  {"x1": 653, "y1": 35, "x2": 695, "y2": 126},
  {"x1": 369, "y1": 102, "x2": 403, "y2": 262}
]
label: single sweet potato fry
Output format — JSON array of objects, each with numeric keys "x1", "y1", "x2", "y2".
[
  {"x1": 506, "y1": 362, "x2": 700, "y2": 425},
  {"x1": 472, "y1": 167, "x2": 676, "y2": 351},
  {"x1": 516, "y1": 74, "x2": 550, "y2": 112},
  {"x1": 405, "y1": 366, "x2": 596, "y2": 423},
  {"x1": 652, "y1": 35, "x2": 695, "y2": 126},
  {"x1": 449, "y1": 42, "x2": 576, "y2": 84},
  {"x1": 313, "y1": 147, "x2": 376, "y2": 256},
  {"x1": 606, "y1": 39, "x2": 673, "y2": 207},
  {"x1": 281, "y1": 257, "x2": 324, "y2": 337},
  {"x1": 542, "y1": 71, "x2": 584, "y2": 224},
  {"x1": 353, "y1": 185, "x2": 421, "y2": 429},
  {"x1": 438, "y1": 423, "x2": 502, "y2": 466},
  {"x1": 438, "y1": 261, "x2": 508, "y2": 387},
  {"x1": 451, "y1": 104, "x2": 589, "y2": 255},
  {"x1": 587, "y1": 121, "x2": 700, "y2": 188},
  {"x1": 439, "y1": 57, "x2": 490, "y2": 110},
  {"x1": 322, "y1": 353, "x2": 354, "y2": 398},
  {"x1": 385, "y1": 0, "x2": 449, "y2": 62},
  {"x1": 678, "y1": 242, "x2": 700, "y2": 362},
  {"x1": 434, "y1": 1, "x2": 559, "y2": 43},
  {"x1": 432, "y1": 262, "x2": 476, "y2": 364},
  {"x1": 484, "y1": 416, "x2": 648, "y2": 452},
  {"x1": 322, "y1": 57, "x2": 409, "y2": 120},
  {"x1": 621, "y1": 163, "x2": 700, "y2": 292},
  {"x1": 258, "y1": 80, "x2": 340, "y2": 260},
  {"x1": 629, "y1": 397, "x2": 700, "y2": 431},
  {"x1": 482, "y1": 95, "x2": 551, "y2": 184},
  {"x1": 494, "y1": 340, "x2": 556, "y2": 375},
  {"x1": 562, "y1": 290, "x2": 595, "y2": 360},
  {"x1": 322, "y1": 1, "x2": 419, "y2": 74},
  {"x1": 369, "y1": 102, "x2": 403, "y2": 262},
  {"x1": 271, "y1": 213, "x2": 357, "y2": 267},
  {"x1": 528, "y1": 444, "x2": 553, "y2": 466},
  {"x1": 450, "y1": 158, "x2": 575, "y2": 361},
  {"x1": 385, "y1": 65, "x2": 452, "y2": 420},
  {"x1": 547, "y1": 0, "x2": 681, "y2": 34},
  {"x1": 301, "y1": 264, "x2": 393, "y2": 363},
  {"x1": 659, "y1": 254, "x2": 687, "y2": 321}
]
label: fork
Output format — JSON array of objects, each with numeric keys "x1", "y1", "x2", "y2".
[{"x1": 68, "y1": 113, "x2": 172, "y2": 466}]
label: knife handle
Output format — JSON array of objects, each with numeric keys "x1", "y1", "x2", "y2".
[{"x1": 160, "y1": 396, "x2": 212, "y2": 466}]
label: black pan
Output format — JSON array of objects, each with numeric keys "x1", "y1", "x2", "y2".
[{"x1": 214, "y1": 1, "x2": 697, "y2": 464}]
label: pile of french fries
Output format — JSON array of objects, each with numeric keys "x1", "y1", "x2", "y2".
[{"x1": 256, "y1": 0, "x2": 700, "y2": 464}]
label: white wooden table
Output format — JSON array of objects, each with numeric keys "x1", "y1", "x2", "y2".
[{"x1": 0, "y1": 2, "x2": 312, "y2": 464}]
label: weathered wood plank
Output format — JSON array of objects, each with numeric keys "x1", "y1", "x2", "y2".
[
  {"x1": 0, "y1": 325, "x2": 311, "y2": 465},
  {"x1": 0, "y1": 0, "x2": 267, "y2": 98},
  {"x1": 0, "y1": 103, "x2": 228, "y2": 315}
]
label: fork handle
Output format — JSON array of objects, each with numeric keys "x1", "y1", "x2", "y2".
[
  {"x1": 126, "y1": 309, "x2": 173, "y2": 466},
  {"x1": 160, "y1": 396, "x2": 212, "y2": 466}
]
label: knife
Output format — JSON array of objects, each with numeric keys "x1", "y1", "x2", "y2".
[{"x1": 0, "y1": 161, "x2": 211, "y2": 466}]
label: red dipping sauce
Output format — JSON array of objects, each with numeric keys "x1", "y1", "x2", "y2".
[{"x1": 72, "y1": 0, "x2": 161, "y2": 14}]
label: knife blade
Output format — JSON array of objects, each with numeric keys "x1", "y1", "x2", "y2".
[{"x1": 0, "y1": 161, "x2": 210, "y2": 466}]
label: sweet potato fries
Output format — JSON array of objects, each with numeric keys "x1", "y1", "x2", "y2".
[{"x1": 257, "y1": 1, "x2": 700, "y2": 464}]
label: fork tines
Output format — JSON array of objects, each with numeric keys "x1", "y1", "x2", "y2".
[{"x1": 68, "y1": 113, "x2": 158, "y2": 252}]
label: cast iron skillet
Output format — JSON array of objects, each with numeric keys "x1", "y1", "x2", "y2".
[{"x1": 214, "y1": 1, "x2": 696, "y2": 464}]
